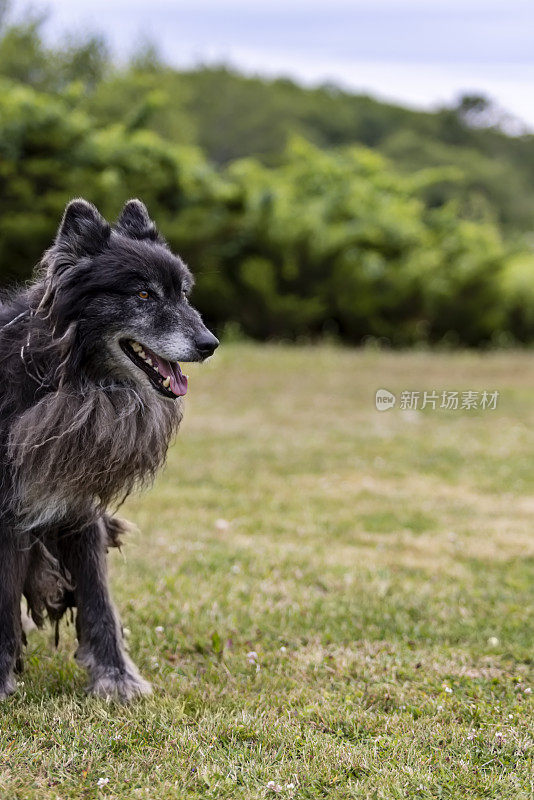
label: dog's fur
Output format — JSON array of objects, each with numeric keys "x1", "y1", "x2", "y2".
[{"x1": 0, "y1": 199, "x2": 218, "y2": 700}]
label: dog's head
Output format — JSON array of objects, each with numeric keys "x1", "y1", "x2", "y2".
[{"x1": 39, "y1": 198, "x2": 218, "y2": 399}]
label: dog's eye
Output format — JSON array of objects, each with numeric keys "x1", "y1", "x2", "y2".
[{"x1": 138, "y1": 290, "x2": 149, "y2": 300}]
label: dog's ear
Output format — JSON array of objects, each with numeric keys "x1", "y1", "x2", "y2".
[
  {"x1": 115, "y1": 199, "x2": 163, "y2": 243},
  {"x1": 56, "y1": 199, "x2": 111, "y2": 257},
  {"x1": 39, "y1": 200, "x2": 110, "y2": 326}
]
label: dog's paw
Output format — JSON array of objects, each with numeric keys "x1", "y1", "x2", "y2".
[
  {"x1": 87, "y1": 663, "x2": 152, "y2": 702},
  {"x1": 0, "y1": 674, "x2": 17, "y2": 700}
]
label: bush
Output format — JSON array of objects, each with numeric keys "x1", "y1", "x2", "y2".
[{"x1": 0, "y1": 79, "x2": 530, "y2": 345}]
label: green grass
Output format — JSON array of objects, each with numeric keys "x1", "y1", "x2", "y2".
[{"x1": 1, "y1": 344, "x2": 533, "y2": 799}]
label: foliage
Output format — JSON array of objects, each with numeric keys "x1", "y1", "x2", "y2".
[
  {"x1": 0, "y1": 9, "x2": 533, "y2": 344},
  {"x1": 0, "y1": 79, "x2": 182, "y2": 282},
  {"x1": 167, "y1": 139, "x2": 510, "y2": 344}
]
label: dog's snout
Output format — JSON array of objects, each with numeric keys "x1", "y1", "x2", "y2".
[{"x1": 195, "y1": 331, "x2": 219, "y2": 358}]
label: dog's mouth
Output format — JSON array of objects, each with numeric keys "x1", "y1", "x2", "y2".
[{"x1": 119, "y1": 339, "x2": 188, "y2": 399}]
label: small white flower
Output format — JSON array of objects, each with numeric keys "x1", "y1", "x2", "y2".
[
  {"x1": 443, "y1": 685, "x2": 453, "y2": 694},
  {"x1": 280, "y1": 646, "x2": 287, "y2": 653},
  {"x1": 436, "y1": 705, "x2": 443, "y2": 711},
  {"x1": 467, "y1": 730, "x2": 475, "y2": 740},
  {"x1": 215, "y1": 518, "x2": 230, "y2": 531},
  {"x1": 231, "y1": 564, "x2": 241, "y2": 574},
  {"x1": 487, "y1": 636, "x2": 499, "y2": 647},
  {"x1": 155, "y1": 626, "x2": 164, "y2": 634},
  {"x1": 286, "y1": 783, "x2": 295, "y2": 790},
  {"x1": 494, "y1": 731, "x2": 504, "y2": 739},
  {"x1": 97, "y1": 777, "x2": 109, "y2": 787},
  {"x1": 266, "y1": 781, "x2": 282, "y2": 792},
  {"x1": 524, "y1": 687, "x2": 532, "y2": 694},
  {"x1": 246, "y1": 651, "x2": 258, "y2": 663}
]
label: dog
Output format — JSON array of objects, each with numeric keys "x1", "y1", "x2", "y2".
[{"x1": 0, "y1": 198, "x2": 218, "y2": 700}]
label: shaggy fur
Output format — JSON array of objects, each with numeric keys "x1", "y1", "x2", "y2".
[
  {"x1": 0, "y1": 198, "x2": 218, "y2": 700},
  {"x1": 8, "y1": 381, "x2": 181, "y2": 531}
]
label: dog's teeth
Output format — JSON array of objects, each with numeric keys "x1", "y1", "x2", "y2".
[
  {"x1": 162, "y1": 377, "x2": 170, "y2": 388},
  {"x1": 145, "y1": 358, "x2": 153, "y2": 366},
  {"x1": 131, "y1": 342, "x2": 142, "y2": 353},
  {"x1": 139, "y1": 350, "x2": 146, "y2": 359}
]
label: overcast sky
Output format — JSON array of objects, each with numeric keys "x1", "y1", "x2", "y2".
[{"x1": 42, "y1": 0, "x2": 534, "y2": 128}]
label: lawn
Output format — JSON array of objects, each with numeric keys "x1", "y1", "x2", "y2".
[{"x1": 1, "y1": 344, "x2": 533, "y2": 799}]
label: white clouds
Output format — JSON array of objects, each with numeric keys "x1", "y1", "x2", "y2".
[{"x1": 45, "y1": 0, "x2": 532, "y2": 8}]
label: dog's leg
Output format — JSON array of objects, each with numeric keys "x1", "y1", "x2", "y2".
[
  {"x1": 0, "y1": 528, "x2": 29, "y2": 699},
  {"x1": 59, "y1": 518, "x2": 151, "y2": 701}
]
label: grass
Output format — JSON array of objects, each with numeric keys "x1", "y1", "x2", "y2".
[{"x1": 0, "y1": 344, "x2": 533, "y2": 799}]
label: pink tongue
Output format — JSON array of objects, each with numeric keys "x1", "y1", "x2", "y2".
[{"x1": 151, "y1": 351, "x2": 188, "y2": 396}]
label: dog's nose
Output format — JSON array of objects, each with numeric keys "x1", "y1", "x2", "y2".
[{"x1": 195, "y1": 332, "x2": 219, "y2": 358}]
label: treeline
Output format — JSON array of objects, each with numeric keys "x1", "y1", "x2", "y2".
[{"x1": 0, "y1": 6, "x2": 533, "y2": 345}]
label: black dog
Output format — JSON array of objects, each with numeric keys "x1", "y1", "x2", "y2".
[{"x1": 0, "y1": 199, "x2": 218, "y2": 700}]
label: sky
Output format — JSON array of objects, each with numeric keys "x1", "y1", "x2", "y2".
[{"x1": 41, "y1": 0, "x2": 534, "y2": 129}]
